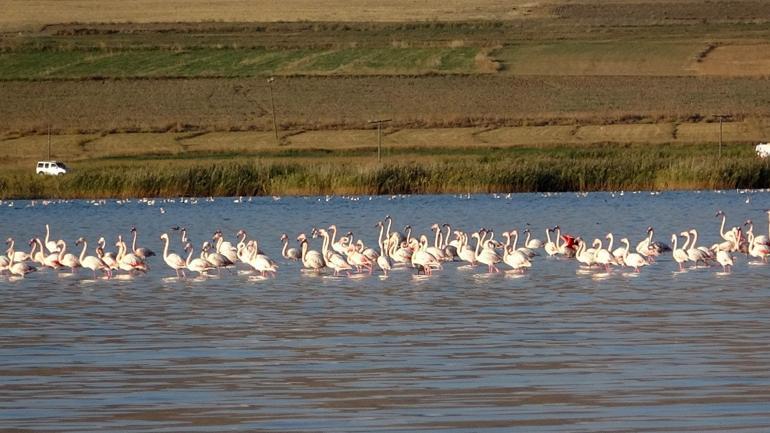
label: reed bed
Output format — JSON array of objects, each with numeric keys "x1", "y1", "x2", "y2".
[{"x1": 2, "y1": 150, "x2": 769, "y2": 199}]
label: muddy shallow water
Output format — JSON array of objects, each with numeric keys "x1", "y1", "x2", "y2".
[{"x1": 1, "y1": 191, "x2": 770, "y2": 432}]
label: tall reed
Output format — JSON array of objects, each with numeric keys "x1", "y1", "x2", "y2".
[{"x1": 2, "y1": 153, "x2": 769, "y2": 199}]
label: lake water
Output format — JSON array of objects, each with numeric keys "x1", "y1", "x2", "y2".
[{"x1": 2, "y1": 191, "x2": 770, "y2": 432}]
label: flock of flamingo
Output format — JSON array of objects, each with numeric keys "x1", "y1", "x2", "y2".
[{"x1": 2, "y1": 210, "x2": 769, "y2": 280}]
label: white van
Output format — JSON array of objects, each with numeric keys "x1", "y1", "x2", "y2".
[
  {"x1": 36, "y1": 161, "x2": 68, "y2": 175},
  {"x1": 756, "y1": 143, "x2": 770, "y2": 158}
]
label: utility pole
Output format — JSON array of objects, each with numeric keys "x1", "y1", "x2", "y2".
[
  {"x1": 368, "y1": 119, "x2": 391, "y2": 162},
  {"x1": 267, "y1": 77, "x2": 279, "y2": 146}
]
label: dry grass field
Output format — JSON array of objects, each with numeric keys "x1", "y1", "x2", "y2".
[
  {"x1": 4, "y1": 120, "x2": 768, "y2": 171},
  {"x1": 0, "y1": 0, "x2": 554, "y2": 31},
  {"x1": 694, "y1": 44, "x2": 770, "y2": 76},
  {"x1": 3, "y1": 75, "x2": 770, "y2": 135}
]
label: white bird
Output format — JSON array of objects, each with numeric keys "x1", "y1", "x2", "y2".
[
  {"x1": 680, "y1": 231, "x2": 706, "y2": 267},
  {"x1": 160, "y1": 233, "x2": 186, "y2": 278},
  {"x1": 185, "y1": 243, "x2": 213, "y2": 277},
  {"x1": 280, "y1": 233, "x2": 301, "y2": 261},
  {"x1": 317, "y1": 229, "x2": 352, "y2": 276},
  {"x1": 33, "y1": 238, "x2": 62, "y2": 269},
  {"x1": 57, "y1": 240, "x2": 81, "y2": 273},
  {"x1": 213, "y1": 230, "x2": 238, "y2": 263},
  {"x1": 44, "y1": 224, "x2": 60, "y2": 254},
  {"x1": 426, "y1": 224, "x2": 448, "y2": 262},
  {"x1": 346, "y1": 239, "x2": 374, "y2": 274},
  {"x1": 476, "y1": 231, "x2": 501, "y2": 273},
  {"x1": 201, "y1": 241, "x2": 233, "y2": 273},
  {"x1": 248, "y1": 239, "x2": 278, "y2": 277},
  {"x1": 523, "y1": 228, "x2": 543, "y2": 249},
  {"x1": 411, "y1": 235, "x2": 442, "y2": 275},
  {"x1": 76, "y1": 237, "x2": 111, "y2": 279},
  {"x1": 575, "y1": 238, "x2": 595, "y2": 267},
  {"x1": 593, "y1": 236, "x2": 615, "y2": 272},
  {"x1": 716, "y1": 210, "x2": 741, "y2": 251},
  {"x1": 621, "y1": 238, "x2": 648, "y2": 272},
  {"x1": 96, "y1": 238, "x2": 119, "y2": 272},
  {"x1": 457, "y1": 232, "x2": 477, "y2": 266},
  {"x1": 375, "y1": 221, "x2": 393, "y2": 275},
  {"x1": 130, "y1": 226, "x2": 156, "y2": 260},
  {"x1": 716, "y1": 250, "x2": 734, "y2": 273},
  {"x1": 543, "y1": 227, "x2": 559, "y2": 257},
  {"x1": 297, "y1": 233, "x2": 325, "y2": 273},
  {"x1": 671, "y1": 233, "x2": 689, "y2": 271},
  {"x1": 503, "y1": 231, "x2": 531, "y2": 272},
  {"x1": 116, "y1": 239, "x2": 148, "y2": 273},
  {"x1": 6, "y1": 239, "x2": 36, "y2": 278},
  {"x1": 328, "y1": 225, "x2": 349, "y2": 257}
]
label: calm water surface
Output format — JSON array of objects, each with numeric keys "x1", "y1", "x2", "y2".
[{"x1": 2, "y1": 191, "x2": 770, "y2": 432}]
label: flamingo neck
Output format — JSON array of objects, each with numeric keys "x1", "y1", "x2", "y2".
[
  {"x1": 329, "y1": 226, "x2": 337, "y2": 245},
  {"x1": 321, "y1": 233, "x2": 329, "y2": 256},
  {"x1": 720, "y1": 215, "x2": 727, "y2": 238},
  {"x1": 132, "y1": 230, "x2": 138, "y2": 252},
  {"x1": 79, "y1": 241, "x2": 87, "y2": 263},
  {"x1": 377, "y1": 225, "x2": 385, "y2": 255},
  {"x1": 186, "y1": 247, "x2": 194, "y2": 266},
  {"x1": 682, "y1": 232, "x2": 691, "y2": 250},
  {"x1": 163, "y1": 236, "x2": 170, "y2": 260},
  {"x1": 606, "y1": 234, "x2": 614, "y2": 251}
]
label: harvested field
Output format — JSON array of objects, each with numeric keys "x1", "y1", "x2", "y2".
[
  {"x1": 551, "y1": 1, "x2": 770, "y2": 24},
  {"x1": 495, "y1": 41, "x2": 701, "y2": 76},
  {"x1": 0, "y1": 0, "x2": 554, "y2": 32},
  {"x1": 3, "y1": 120, "x2": 766, "y2": 169},
  {"x1": 694, "y1": 44, "x2": 770, "y2": 76},
  {"x1": 3, "y1": 75, "x2": 770, "y2": 134}
]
